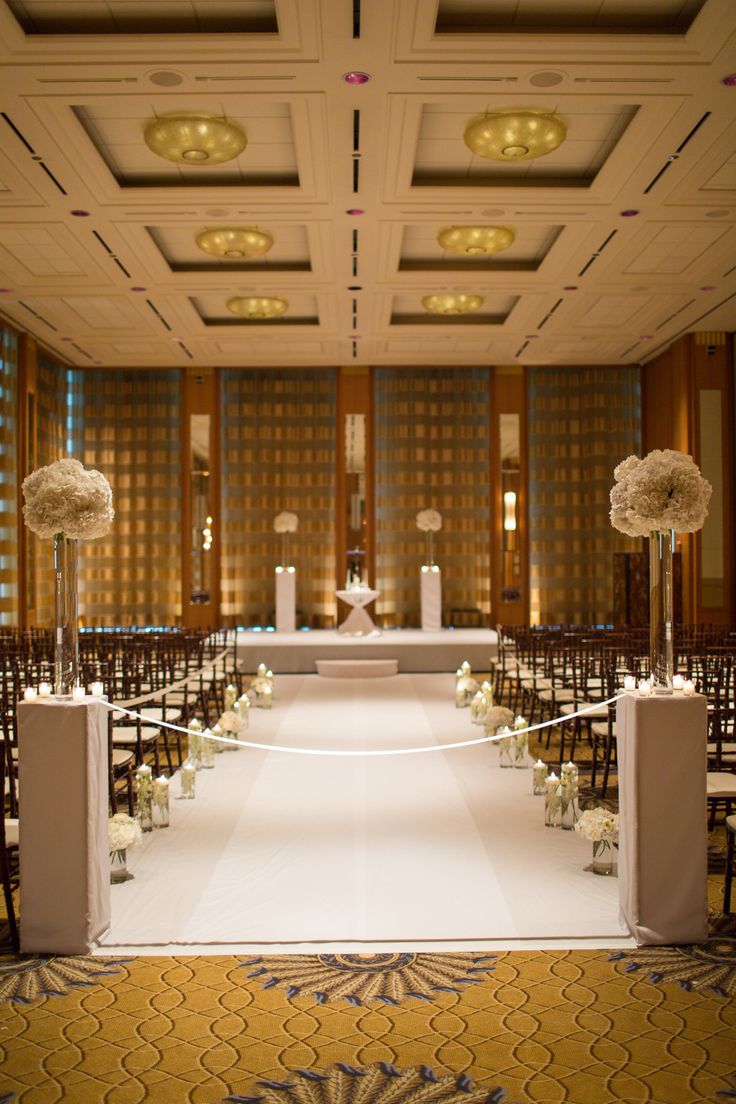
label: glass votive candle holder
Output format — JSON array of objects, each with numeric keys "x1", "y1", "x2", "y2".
[
  {"x1": 638, "y1": 679, "x2": 651, "y2": 697},
  {"x1": 152, "y1": 776, "x2": 170, "y2": 827},
  {"x1": 72, "y1": 686, "x2": 86, "y2": 702},
  {"x1": 672, "y1": 674, "x2": 684, "y2": 691},
  {"x1": 544, "y1": 774, "x2": 561, "y2": 827},
  {"x1": 623, "y1": 675, "x2": 636, "y2": 692},
  {"x1": 24, "y1": 687, "x2": 38, "y2": 701},
  {"x1": 39, "y1": 682, "x2": 52, "y2": 698},
  {"x1": 135, "y1": 764, "x2": 153, "y2": 831},
  {"x1": 180, "y1": 761, "x2": 196, "y2": 799},
  {"x1": 683, "y1": 679, "x2": 695, "y2": 696},
  {"x1": 533, "y1": 759, "x2": 547, "y2": 795},
  {"x1": 200, "y1": 729, "x2": 215, "y2": 769},
  {"x1": 91, "y1": 681, "x2": 104, "y2": 697}
]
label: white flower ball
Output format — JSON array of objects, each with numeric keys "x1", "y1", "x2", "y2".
[
  {"x1": 22, "y1": 457, "x2": 114, "y2": 540},
  {"x1": 274, "y1": 511, "x2": 298, "y2": 534},
  {"x1": 416, "y1": 508, "x2": 442, "y2": 533}
]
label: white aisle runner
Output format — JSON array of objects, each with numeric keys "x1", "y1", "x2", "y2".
[{"x1": 100, "y1": 674, "x2": 626, "y2": 949}]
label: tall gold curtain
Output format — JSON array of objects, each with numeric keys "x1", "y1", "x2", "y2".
[
  {"x1": 34, "y1": 351, "x2": 67, "y2": 622},
  {"x1": 0, "y1": 326, "x2": 18, "y2": 625},
  {"x1": 375, "y1": 367, "x2": 491, "y2": 627},
  {"x1": 68, "y1": 369, "x2": 182, "y2": 626},
  {"x1": 221, "y1": 369, "x2": 336, "y2": 627},
  {"x1": 528, "y1": 367, "x2": 641, "y2": 625}
]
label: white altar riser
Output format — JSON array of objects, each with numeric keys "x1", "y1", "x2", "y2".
[{"x1": 236, "y1": 628, "x2": 499, "y2": 674}]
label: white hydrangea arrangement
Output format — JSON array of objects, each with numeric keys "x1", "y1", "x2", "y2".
[
  {"x1": 416, "y1": 508, "x2": 442, "y2": 533},
  {"x1": 219, "y1": 710, "x2": 245, "y2": 734},
  {"x1": 484, "y1": 705, "x2": 514, "y2": 734},
  {"x1": 609, "y1": 449, "x2": 712, "y2": 538},
  {"x1": 574, "y1": 807, "x2": 619, "y2": 854},
  {"x1": 273, "y1": 511, "x2": 298, "y2": 534},
  {"x1": 108, "y1": 812, "x2": 142, "y2": 857},
  {"x1": 22, "y1": 457, "x2": 114, "y2": 540}
]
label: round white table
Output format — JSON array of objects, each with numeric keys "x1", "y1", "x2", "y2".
[{"x1": 336, "y1": 587, "x2": 381, "y2": 636}]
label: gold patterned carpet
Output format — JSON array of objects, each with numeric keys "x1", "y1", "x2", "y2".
[{"x1": 2, "y1": 890, "x2": 735, "y2": 1104}]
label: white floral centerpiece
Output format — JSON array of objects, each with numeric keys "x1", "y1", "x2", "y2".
[
  {"x1": 575, "y1": 807, "x2": 619, "y2": 875},
  {"x1": 416, "y1": 508, "x2": 442, "y2": 566},
  {"x1": 219, "y1": 709, "x2": 245, "y2": 735},
  {"x1": 483, "y1": 705, "x2": 514, "y2": 735},
  {"x1": 609, "y1": 449, "x2": 711, "y2": 538},
  {"x1": 108, "y1": 812, "x2": 142, "y2": 883},
  {"x1": 274, "y1": 510, "x2": 298, "y2": 565},
  {"x1": 22, "y1": 458, "x2": 114, "y2": 696},
  {"x1": 610, "y1": 449, "x2": 712, "y2": 690}
]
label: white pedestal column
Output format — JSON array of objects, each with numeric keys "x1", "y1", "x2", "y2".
[
  {"x1": 420, "y1": 566, "x2": 442, "y2": 631},
  {"x1": 275, "y1": 567, "x2": 296, "y2": 632},
  {"x1": 18, "y1": 698, "x2": 111, "y2": 953},
  {"x1": 617, "y1": 691, "x2": 708, "y2": 946}
]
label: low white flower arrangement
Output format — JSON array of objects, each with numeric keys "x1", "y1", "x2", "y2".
[
  {"x1": 274, "y1": 511, "x2": 298, "y2": 534},
  {"x1": 484, "y1": 706, "x2": 514, "y2": 734},
  {"x1": 416, "y1": 508, "x2": 442, "y2": 533},
  {"x1": 108, "y1": 813, "x2": 142, "y2": 859},
  {"x1": 610, "y1": 449, "x2": 711, "y2": 538},
  {"x1": 22, "y1": 457, "x2": 114, "y2": 540},
  {"x1": 219, "y1": 710, "x2": 245, "y2": 734},
  {"x1": 574, "y1": 807, "x2": 619, "y2": 856}
]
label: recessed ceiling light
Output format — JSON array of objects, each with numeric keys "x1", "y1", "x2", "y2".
[
  {"x1": 701, "y1": 285, "x2": 716, "y2": 291},
  {"x1": 464, "y1": 110, "x2": 566, "y2": 161},
  {"x1": 620, "y1": 209, "x2": 640, "y2": 217},
  {"x1": 131, "y1": 286, "x2": 146, "y2": 292},
  {"x1": 144, "y1": 113, "x2": 246, "y2": 165},
  {"x1": 422, "y1": 294, "x2": 484, "y2": 315},
  {"x1": 70, "y1": 210, "x2": 90, "y2": 217},
  {"x1": 346, "y1": 208, "x2": 364, "y2": 215},
  {"x1": 0, "y1": 288, "x2": 13, "y2": 294},
  {"x1": 437, "y1": 225, "x2": 515, "y2": 256},
  {"x1": 722, "y1": 74, "x2": 736, "y2": 86},
  {"x1": 227, "y1": 296, "x2": 288, "y2": 319},
  {"x1": 563, "y1": 285, "x2": 578, "y2": 290},
  {"x1": 343, "y1": 71, "x2": 371, "y2": 84},
  {"x1": 196, "y1": 227, "x2": 273, "y2": 259}
]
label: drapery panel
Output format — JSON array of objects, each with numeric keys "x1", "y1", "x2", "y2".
[
  {"x1": 528, "y1": 367, "x2": 641, "y2": 625},
  {"x1": 67, "y1": 369, "x2": 181, "y2": 626},
  {"x1": 221, "y1": 368, "x2": 336, "y2": 627},
  {"x1": 375, "y1": 367, "x2": 491, "y2": 627},
  {"x1": 0, "y1": 326, "x2": 18, "y2": 625}
]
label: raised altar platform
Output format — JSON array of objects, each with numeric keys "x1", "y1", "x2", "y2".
[{"x1": 236, "y1": 627, "x2": 499, "y2": 674}]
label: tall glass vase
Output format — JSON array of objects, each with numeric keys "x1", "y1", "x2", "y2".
[
  {"x1": 54, "y1": 533, "x2": 79, "y2": 698},
  {"x1": 649, "y1": 529, "x2": 674, "y2": 691},
  {"x1": 425, "y1": 530, "x2": 434, "y2": 567}
]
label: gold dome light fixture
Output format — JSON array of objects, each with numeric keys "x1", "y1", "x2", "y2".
[
  {"x1": 144, "y1": 113, "x2": 246, "y2": 165},
  {"x1": 226, "y1": 296, "x2": 288, "y2": 319},
  {"x1": 437, "y1": 225, "x2": 515, "y2": 256},
  {"x1": 421, "y1": 294, "x2": 484, "y2": 315},
  {"x1": 196, "y1": 227, "x2": 273, "y2": 260},
  {"x1": 464, "y1": 109, "x2": 566, "y2": 162}
]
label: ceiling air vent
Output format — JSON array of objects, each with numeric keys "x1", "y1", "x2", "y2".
[
  {"x1": 577, "y1": 229, "x2": 618, "y2": 277},
  {"x1": 515, "y1": 340, "x2": 530, "y2": 357},
  {"x1": 18, "y1": 300, "x2": 58, "y2": 331},
  {"x1": 146, "y1": 300, "x2": 172, "y2": 331},
  {"x1": 655, "y1": 299, "x2": 696, "y2": 330},
  {"x1": 71, "y1": 342, "x2": 93, "y2": 360},
  {"x1": 537, "y1": 298, "x2": 563, "y2": 330},
  {"x1": 1, "y1": 113, "x2": 67, "y2": 194},
  {"x1": 643, "y1": 113, "x2": 710, "y2": 194},
  {"x1": 353, "y1": 0, "x2": 360, "y2": 38}
]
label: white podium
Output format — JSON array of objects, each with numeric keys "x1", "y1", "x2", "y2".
[
  {"x1": 336, "y1": 587, "x2": 380, "y2": 636},
  {"x1": 420, "y1": 565, "x2": 442, "y2": 631},
  {"x1": 617, "y1": 691, "x2": 708, "y2": 946},
  {"x1": 18, "y1": 698, "x2": 111, "y2": 953},
  {"x1": 275, "y1": 566, "x2": 296, "y2": 632}
]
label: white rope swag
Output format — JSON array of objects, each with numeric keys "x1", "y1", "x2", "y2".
[{"x1": 104, "y1": 694, "x2": 624, "y2": 759}]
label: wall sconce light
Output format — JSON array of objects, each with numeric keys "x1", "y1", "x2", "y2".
[{"x1": 503, "y1": 491, "x2": 517, "y2": 531}]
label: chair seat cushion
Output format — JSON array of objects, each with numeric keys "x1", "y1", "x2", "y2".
[
  {"x1": 112, "y1": 726, "x2": 159, "y2": 745},
  {"x1": 560, "y1": 702, "x2": 609, "y2": 719},
  {"x1": 591, "y1": 720, "x2": 616, "y2": 738},
  {"x1": 538, "y1": 688, "x2": 577, "y2": 703},
  {"x1": 141, "y1": 706, "x2": 182, "y2": 723},
  {"x1": 4, "y1": 819, "x2": 19, "y2": 846},
  {"x1": 706, "y1": 771, "x2": 736, "y2": 797},
  {"x1": 112, "y1": 748, "x2": 134, "y2": 767}
]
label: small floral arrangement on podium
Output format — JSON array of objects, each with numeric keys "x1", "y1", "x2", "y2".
[
  {"x1": 274, "y1": 510, "x2": 298, "y2": 567},
  {"x1": 416, "y1": 508, "x2": 442, "y2": 568},
  {"x1": 108, "y1": 813, "x2": 142, "y2": 884}
]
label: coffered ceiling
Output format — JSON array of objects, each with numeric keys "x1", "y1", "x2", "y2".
[{"x1": 0, "y1": 0, "x2": 734, "y2": 369}]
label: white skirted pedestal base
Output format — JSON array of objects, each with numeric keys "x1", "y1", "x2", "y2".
[
  {"x1": 420, "y1": 565, "x2": 442, "y2": 631},
  {"x1": 275, "y1": 566, "x2": 296, "y2": 632},
  {"x1": 336, "y1": 588, "x2": 380, "y2": 636},
  {"x1": 18, "y1": 697, "x2": 110, "y2": 953},
  {"x1": 617, "y1": 691, "x2": 708, "y2": 946}
]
